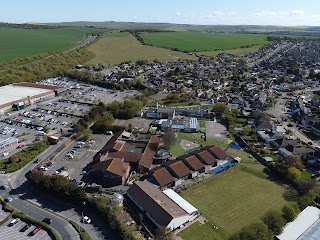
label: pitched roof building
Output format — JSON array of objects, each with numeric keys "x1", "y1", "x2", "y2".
[{"x1": 126, "y1": 181, "x2": 198, "y2": 231}]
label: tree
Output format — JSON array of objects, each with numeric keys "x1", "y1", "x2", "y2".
[
  {"x1": 282, "y1": 203, "x2": 299, "y2": 222},
  {"x1": 154, "y1": 227, "x2": 174, "y2": 240},
  {"x1": 212, "y1": 103, "x2": 227, "y2": 118},
  {"x1": 287, "y1": 166, "x2": 301, "y2": 180},
  {"x1": 230, "y1": 223, "x2": 270, "y2": 240},
  {"x1": 262, "y1": 210, "x2": 285, "y2": 234},
  {"x1": 163, "y1": 129, "x2": 175, "y2": 150}
]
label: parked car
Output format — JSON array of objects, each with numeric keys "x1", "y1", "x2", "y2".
[
  {"x1": 30, "y1": 226, "x2": 42, "y2": 236},
  {"x1": 82, "y1": 216, "x2": 91, "y2": 224},
  {"x1": 0, "y1": 184, "x2": 8, "y2": 190},
  {"x1": 4, "y1": 197, "x2": 13, "y2": 203},
  {"x1": 9, "y1": 218, "x2": 19, "y2": 226},
  {"x1": 20, "y1": 223, "x2": 31, "y2": 232}
]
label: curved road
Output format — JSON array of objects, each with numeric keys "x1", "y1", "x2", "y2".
[{"x1": 0, "y1": 139, "x2": 80, "y2": 240}]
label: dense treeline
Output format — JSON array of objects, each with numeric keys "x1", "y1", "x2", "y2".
[
  {"x1": 74, "y1": 99, "x2": 143, "y2": 134},
  {"x1": 0, "y1": 23, "x2": 62, "y2": 29},
  {"x1": 66, "y1": 70, "x2": 146, "y2": 91},
  {"x1": 0, "y1": 49, "x2": 94, "y2": 86},
  {"x1": 27, "y1": 172, "x2": 137, "y2": 240}
]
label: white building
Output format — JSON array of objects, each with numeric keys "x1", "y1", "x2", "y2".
[{"x1": 276, "y1": 206, "x2": 320, "y2": 240}]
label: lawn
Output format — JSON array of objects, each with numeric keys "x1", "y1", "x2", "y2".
[
  {"x1": 178, "y1": 161, "x2": 288, "y2": 240},
  {"x1": 177, "y1": 133, "x2": 229, "y2": 149},
  {"x1": 139, "y1": 32, "x2": 271, "y2": 52},
  {"x1": 170, "y1": 138, "x2": 186, "y2": 157},
  {"x1": 0, "y1": 27, "x2": 99, "y2": 62},
  {"x1": 86, "y1": 33, "x2": 196, "y2": 65}
]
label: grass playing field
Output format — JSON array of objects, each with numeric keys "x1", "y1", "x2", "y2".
[
  {"x1": 139, "y1": 32, "x2": 271, "y2": 52},
  {"x1": 86, "y1": 32, "x2": 196, "y2": 65},
  {"x1": 178, "y1": 152, "x2": 288, "y2": 240},
  {"x1": 0, "y1": 27, "x2": 99, "y2": 62}
]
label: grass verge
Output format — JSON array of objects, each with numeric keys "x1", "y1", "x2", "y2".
[{"x1": 69, "y1": 220, "x2": 91, "y2": 240}]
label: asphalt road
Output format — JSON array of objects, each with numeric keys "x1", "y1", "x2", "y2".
[{"x1": 0, "y1": 188, "x2": 80, "y2": 240}]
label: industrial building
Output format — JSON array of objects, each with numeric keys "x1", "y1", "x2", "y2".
[{"x1": 0, "y1": 82, "x2": 67, "y2": 112}]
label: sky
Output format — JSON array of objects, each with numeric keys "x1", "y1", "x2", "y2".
[{"x1": 2, "y1": 0, "x2": 320, "y2": 26}]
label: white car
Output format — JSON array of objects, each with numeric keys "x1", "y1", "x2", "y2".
[
  {"x1": 2, "y1": 152, "x2": 9, "y2": 157},
  {"x1": 82, "y1": 216, "x2": 91, "y2": 224}
]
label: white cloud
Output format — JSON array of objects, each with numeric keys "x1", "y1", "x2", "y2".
[
  {"x1": 290, "y1": 10, "x2": 304, "y2": 16},
  {"x1": 176, "y1": 11, "x2": 181, "y2": 16}
]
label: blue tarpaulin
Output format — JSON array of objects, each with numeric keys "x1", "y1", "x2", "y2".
[{"x1": 228, "y1": 140, "x2": 241, "y2": 150}]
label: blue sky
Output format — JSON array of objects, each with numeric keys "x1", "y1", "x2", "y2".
[{"x1": 2, "y1": 0, "x2": 320, "y2": 26}]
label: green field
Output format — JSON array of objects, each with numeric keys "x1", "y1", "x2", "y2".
[
  {"x1": 86, "y1": 33, "x2": 196, "y2": 65},
  {"x1": 178, "y1": 154, "x2": 288, "y2": 240},
  {"x1": 139, "y1": 32, "x2": 271, "y2": 52},
  {"x1": 0, "y1": 27, "x2": 98, "y2": 62}
]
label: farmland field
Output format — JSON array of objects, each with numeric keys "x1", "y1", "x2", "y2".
[
  {"x1": 86, "y1": 33, "x2": 196, "y2": 65},
  {"x1": 0, "y1": 27, "x2": 98, "y2": 62},
  {"x1": 139, "y1": 32, "x2": 271, "y2": 52},
  {"x1": 178, "y1": 152, "x2": 288, "y2": 240}
]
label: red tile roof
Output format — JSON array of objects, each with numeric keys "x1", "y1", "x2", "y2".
[
  {"x1": 152, "y1": 167, "x2": 175, "y2": 187},
  {"x1": 91, "y1": 158, "x2": 129, "y2": 177},
  {"x1": 139, "y1": 136, "x2": 160, "y2": 169},
  {"x1": 204, "y1": 146, "x2": 228, "y2": 159},
  {"x1": 182, "y1": 155, "x2": 204, "y2": 171},
  {"x1": 166, "y1": 160, "x2": 191, "y2": 178}
]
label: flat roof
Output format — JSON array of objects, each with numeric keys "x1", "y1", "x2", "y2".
[
  {"x1": 276, "y1": 206, "x2": 320, "y2": 240},
  {"x1": 0, "y1": 85, "x2": 52, "y2": 107},
  {"x1": 163, "y1": 189, "x2": 198, "y2": 214}
]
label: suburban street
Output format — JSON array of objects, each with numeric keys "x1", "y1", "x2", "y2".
[{"x1": 273, "y1": 88, "x2": 320, "y2": 147}]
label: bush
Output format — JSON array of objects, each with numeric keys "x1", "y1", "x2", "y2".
[
  {"x1": 262, "y1": 210, "x2": 286, "y2": 235},
  {"x1": 282, "y1": 203, "x2": 299, "y2": 222},
  {"x1": 229, "y1": 223, "x2": 270, "y2": 240},
  {"x1": 0, "y1": 141, "x2": 50, "y2": 173}
]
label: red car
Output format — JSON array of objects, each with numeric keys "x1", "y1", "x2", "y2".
[{"x1": 31, "y1": 226, "x2": 41, "y2": 236}]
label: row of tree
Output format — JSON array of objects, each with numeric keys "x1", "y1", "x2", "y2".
[
  {"x1": 27, "y1": 171, "x2": 137, "y2": 240},
  {"x1": 0, "y1": 49, "x2": 94, "y2": 87}
]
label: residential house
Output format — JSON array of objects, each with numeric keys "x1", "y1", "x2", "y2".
[{"x1": 178, "y1": 155, "x2": 205, "y2": 178}]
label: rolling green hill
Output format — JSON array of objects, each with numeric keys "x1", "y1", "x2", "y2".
[
  {"x1": 0, "y1": 26, "x2": 101, "y2": 62},
  {"x1": 139, "y1": 32, "x2": 271, "y2": 52}
]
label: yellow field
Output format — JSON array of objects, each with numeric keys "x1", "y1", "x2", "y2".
[
  {"x1": 86, "y1": 34, "x2": 196, "y2": 65},
  {"x1": 197, "y1": 45, "x2": 262, "y2": 57}
]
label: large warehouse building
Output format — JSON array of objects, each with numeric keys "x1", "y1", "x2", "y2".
[{"x1": 0, "y1": 82, "x2": 67, "y2": 112}]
